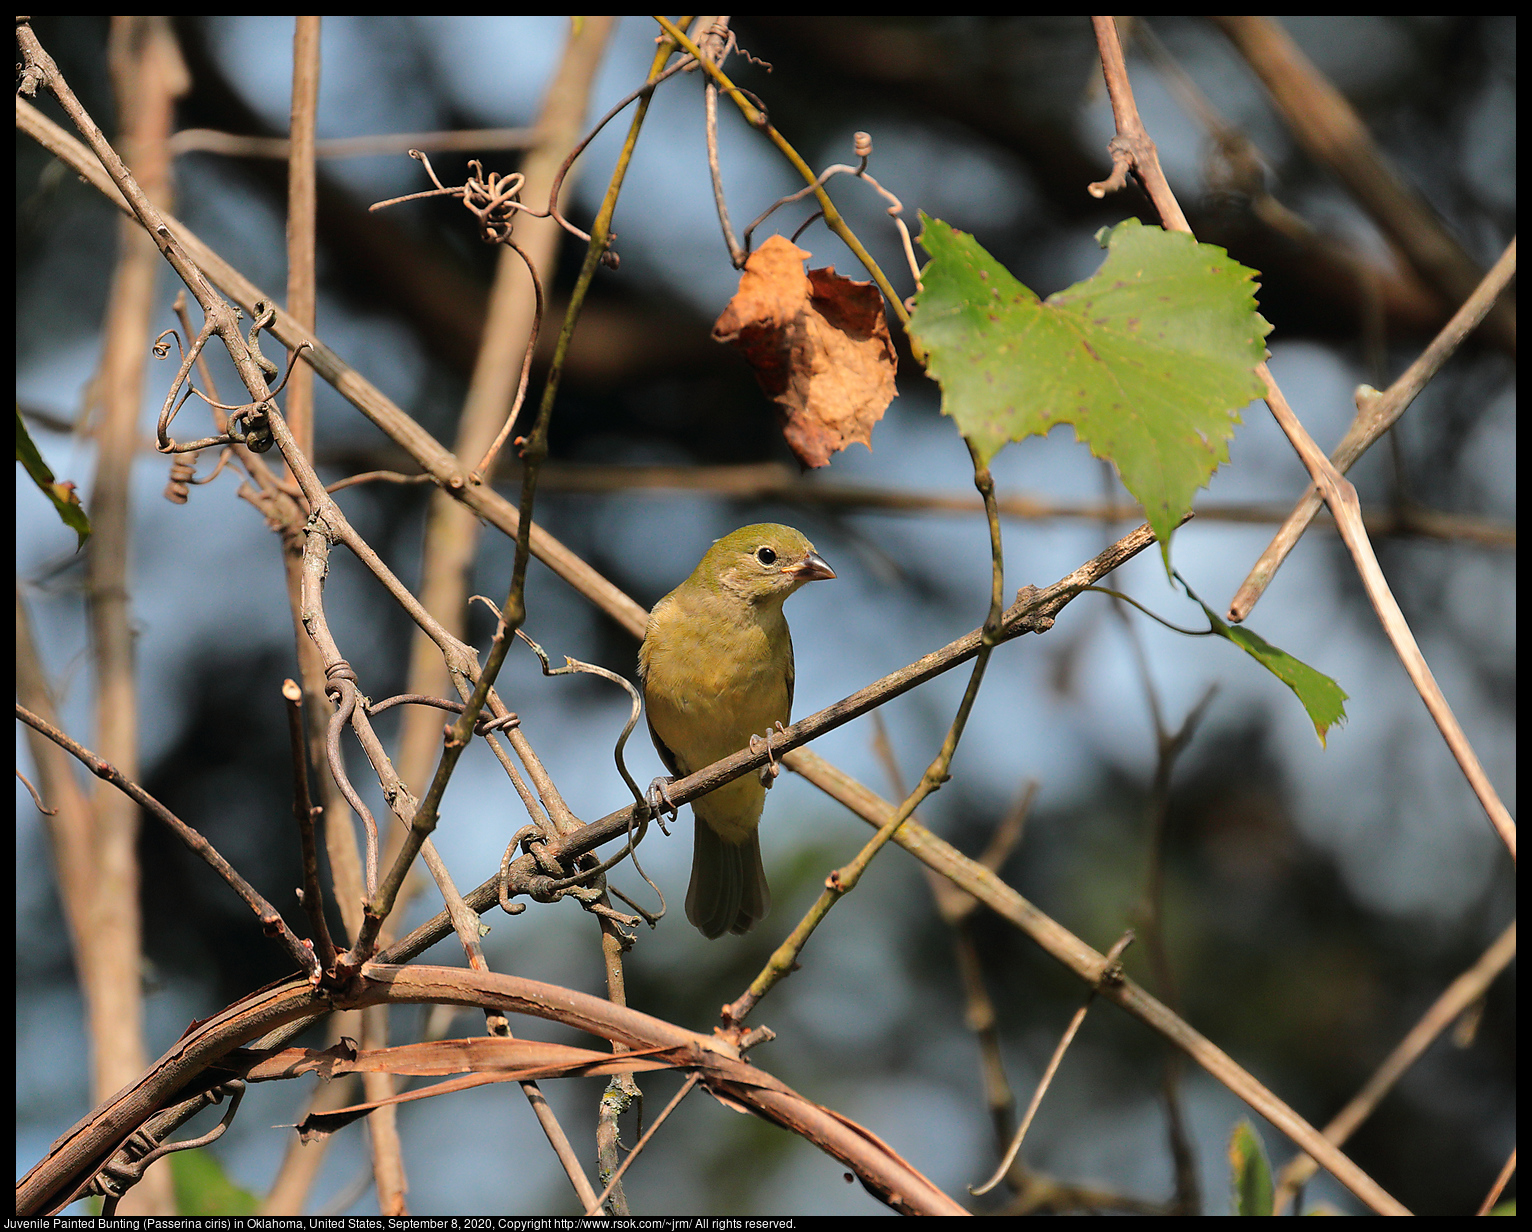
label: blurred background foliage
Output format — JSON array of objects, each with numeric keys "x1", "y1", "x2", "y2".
[{"x1": 16, "y1": 16, "x2": 1514, "y2": 1216}]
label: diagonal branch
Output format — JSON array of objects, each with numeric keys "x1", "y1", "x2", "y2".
[
  {"x1": 1272, "y1": 920, "x2": 1517, "y2": 1213},
  {"x1": 385, "y1": 522, "x2": 1158, "y2": 933},
  {"x1": 1229, "y1": 236, "x2": 1517, "y2": 621},
  {"x1": 16, "y1": 704, "x2": 320, "y2": 979}
]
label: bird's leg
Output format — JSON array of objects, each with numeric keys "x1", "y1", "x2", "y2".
[
  {"x1": 752, "y1": 721, "x2": 789, "y2": 788},
  {"x1": 645, "y1": 776, "x2": 680, "y2": 830}
]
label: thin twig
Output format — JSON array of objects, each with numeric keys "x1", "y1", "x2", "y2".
[
  {"x1": 1228, "y1": 237, "x2": 1517, "y2": 621},
  {"x1": 971, "y1": 931, "x2": 1135, "y2": 1196},
  {"x1": 1476, "y1": 1147, "x2": 1516, "y2": 1217},
  {"x1": 470, "y1": 237, "x2": 544, "y2": 482},
  {"x1": 740, "y1": 131, "x2": 923, "y2": 295},
  {"x1": 698, "y1": 18, "x2": 746, "y2": 266},
  {"x1": 281, "y1": 679, "x2": 336, "y2": 970},
  {"x1": 324, "y1": 469, "x2": 437, "y2": 493},
  {"x1": 1272, "y1": 920, "x2": 1517, "y2": 1213},
  {"x1": 15, "y1": 703, "x2": 320, "y2": 980},
  {"x1": 1259, "y1": 365, "x2": 1515, "y2": 858}
]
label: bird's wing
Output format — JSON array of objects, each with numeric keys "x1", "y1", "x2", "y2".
[
  {"x1": 646, "y1": 711, "x2": 682, "y2": 778},
  {"x1": 785, "y1": 626, "x2": 796, "y2": 716}
]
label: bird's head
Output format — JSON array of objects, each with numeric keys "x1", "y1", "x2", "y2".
[{"x1": 695, "y1": 523, "x2": 836, "y2": 606}]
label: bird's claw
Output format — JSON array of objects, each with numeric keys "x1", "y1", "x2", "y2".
[
  {"x1": 645, "y1": 776, "x2": 679, "y2": 832},
  {"x1": 752, "y1": 721, "x2": 788, "y2": 788}
]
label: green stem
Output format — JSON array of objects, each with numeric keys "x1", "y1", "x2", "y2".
[
  {"x1": 651, "y1": 15, "x2": 915, "y2": 337},
  {"x1": 725, "y1": 440, "x2": 1005, "y2": 1024}
]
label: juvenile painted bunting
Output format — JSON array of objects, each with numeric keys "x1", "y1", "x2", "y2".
[{"x1": 638, "y1": 524, "x2": 836, "y2": 938}]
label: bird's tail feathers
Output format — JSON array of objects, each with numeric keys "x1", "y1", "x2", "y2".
[{"x1": 686, "y1": 817, "x2": 771, "y2": 938}]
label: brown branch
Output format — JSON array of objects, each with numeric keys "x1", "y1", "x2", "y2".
[
  {"x1": 700, "y1": 17, "x2": 747, "y2": 266},
  {"x1": 1477, "y1": 1147, "x2": 1517, "y2": 1217},
  {"x1": 283, "y1": 16, "x2": 319, "y2": 460},
  {"x1": 1209, "y1": 16, "x2": 1515, "y2": 353}
]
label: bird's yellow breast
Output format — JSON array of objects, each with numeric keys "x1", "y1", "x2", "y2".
[
  {"x1": 642, "y1": 593, "x2": 791, "y2": 764},
  {"x1": 639, "y1": 590, "x2": 793, "y2": 842}
]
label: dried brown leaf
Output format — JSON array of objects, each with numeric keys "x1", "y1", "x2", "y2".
[{"x1": 713, "y1": 235, "x2": 897, "y2": 468}]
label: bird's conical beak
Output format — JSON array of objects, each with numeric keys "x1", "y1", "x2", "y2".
[{"x1": 790, "y1": 551, "x2": 836, "y2": 582}]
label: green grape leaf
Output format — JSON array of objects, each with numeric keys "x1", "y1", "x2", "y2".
[
  {"x1": 909, "y1": 215, "x2": 1270, "y2": 553},
  {"x1": 1228, "y1": 1118, "x2": 1275, "y2": 1216},
  {"x1": 1180, "y1": 575, "x2": 1348, "y2": 746}
]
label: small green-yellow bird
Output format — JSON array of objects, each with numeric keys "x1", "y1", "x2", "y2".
[{"x1": 639, "y1": 524, "x2": 836, "y2": 938}]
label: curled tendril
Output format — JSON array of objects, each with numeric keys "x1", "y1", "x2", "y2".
[
  {"x1": 739, "y1": 130, "x2": 923, "y2": 295},
  {"x1": 152, "y1": 299, "x2": 312, "y2": 456}
]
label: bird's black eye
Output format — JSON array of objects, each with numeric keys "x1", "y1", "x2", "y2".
[{"x1": 756, "y1": 546, "x2": 777, "y2": 566}]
